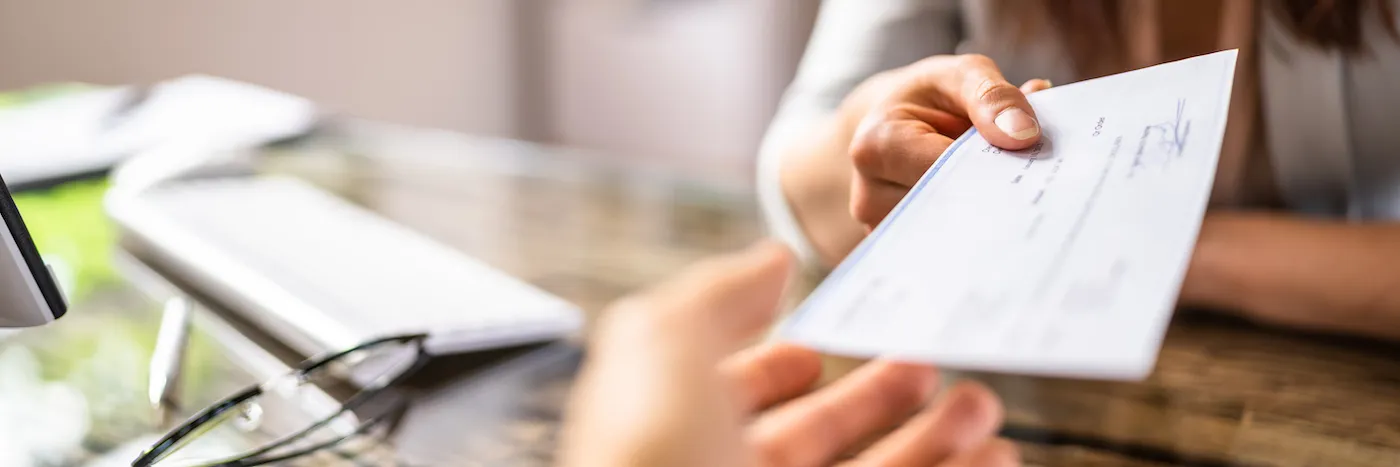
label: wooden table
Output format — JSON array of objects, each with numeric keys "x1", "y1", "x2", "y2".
[{"x1": 130, "y1": 120, "x2": 1400, "y2": 466}]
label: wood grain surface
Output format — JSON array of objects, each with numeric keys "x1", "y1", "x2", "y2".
[{"x1": 252, "y1": 124, "x2": 1400, "y2": 466}]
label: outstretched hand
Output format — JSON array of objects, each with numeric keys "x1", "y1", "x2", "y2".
[
  {"x1": 847, "y1": 55, "x2": 1051, "y2": 228},
  {"x1": 558, "y1": 241, "x2": 1016, "y2": 467}
]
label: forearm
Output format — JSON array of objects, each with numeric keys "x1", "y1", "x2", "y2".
[
  {"x1": 776, "y1": 114, "x2": 864, "y2": 270},
  {"x1": 1182, "y1": 211, "x2": 1400, "y2": 340},
  {"x1": 762, "y1": 0, "x2": 963, "y2": 269},
  {"x1": 774, "y1": 72, "x2": 911, "y2": 269}
]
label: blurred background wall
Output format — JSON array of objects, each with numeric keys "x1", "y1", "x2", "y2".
[{"x1": 0, "y1": 0, "x2": 817, "y2": 182}]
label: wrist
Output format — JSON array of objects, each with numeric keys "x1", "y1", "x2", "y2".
[{"x1": 776, "y1": 114, "x2": 865, "y2": 268}]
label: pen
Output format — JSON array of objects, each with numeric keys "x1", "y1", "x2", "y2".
[{"x1": 148, "y1": 296, "x2": 192, "y2": 422}]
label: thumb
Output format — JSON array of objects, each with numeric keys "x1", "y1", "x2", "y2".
[
  {"x1": 607, "y1": 240, "x2": 795, "y2": 354},
  {"x1": 950, "y1": 56, "x2": 1042, "y2": 150},
  {"x1": 1020, "y1": 78, "x2": 1053, "y2": 94}
]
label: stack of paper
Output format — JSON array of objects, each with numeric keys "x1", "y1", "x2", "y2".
[
  {"x1": 0, "y1": 76, "x2": 317, "y2": 190},
  {"x1": 781, "y1": 50, "x2": 1238, "y2": 380}
]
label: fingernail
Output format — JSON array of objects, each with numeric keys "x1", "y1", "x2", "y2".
[
  {"x1": 745, "y1": 240, "x2": 794, "y2": 271},
  {"x1": 897, "y1": 363, "x2": 941, "y2": 398},
  {"x1": 748, "y1": 240, "x2": 791, "y2": 259},
  {"x1": 1042, "y1": 79, "x2": 1053, "y2": 87},
  {"x1": 994, "y1": 108, "x2": 1039, "y2": 140},
  {"x1": 943, "y1": 388, "x2": 987, "y2": 421}
]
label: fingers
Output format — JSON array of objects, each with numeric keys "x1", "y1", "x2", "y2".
[
  {"x1": 940, "y1": 439, "x2": 1021, "y2": 467},
  {"x1": 607, "y1": 240, "x2": 794, "y2": 355},
  {"x1": 720, "y1": 343, "x2": 823, "y2": 413},
  {"x1": 917, "y1": 54, "x2": 1040, "y2": 150},
  {"x1": 849, "y1": 104, "x2": 962, "y2": 187},
  {"x1": 749, "y1": 361, "x2": 939, "y2": 467},
  {"x1": 957, "y1": 55, "x2": 1041, "y2": 148},
  {"x1": 1020, "y1": 78, "x2": 1053, "y2": 95},
  {"x1": 845, "y1": 56, "x2": 1052, "y2": 229},
  {"x1": 849, "y1": 381, "x2": 1005, "y2": 466},
  {"x1": 849, "y1": 174, "x2": 911, "y2": 228}
]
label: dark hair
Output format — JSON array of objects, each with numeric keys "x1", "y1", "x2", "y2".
[
  {"x1": 1274, "y1": 0, "x2": 1398, "y2": 50},
  {"x1": 1005, "y1": 0, "x2": 1398, "y2": 77}
]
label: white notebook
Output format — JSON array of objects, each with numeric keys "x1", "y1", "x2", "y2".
[{"x1": 106, "y1": 175, "x2": 583, "y2": 357}]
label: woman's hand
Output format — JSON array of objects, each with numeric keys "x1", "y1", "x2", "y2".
[
  {"x1": 777, "y1": 54, "x2": 1050, "y2": 267},
  {"x1": 846, "y1": 55, "x2": 1050, "y2": 228},
  {"x1": 558, "y1": 241, "x2": 1015, "y2": 467}
]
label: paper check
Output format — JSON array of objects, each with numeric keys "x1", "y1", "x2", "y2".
[{"x1": 780, "y1": 50, "x2": 1238, "y2": 380}]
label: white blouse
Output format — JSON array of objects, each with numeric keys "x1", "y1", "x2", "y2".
[{"x1": 758, "y1": 0, "x2": 1400, "y2": 266}]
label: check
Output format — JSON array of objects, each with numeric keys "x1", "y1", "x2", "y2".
[{"x1": 780, "y1": 50, "x2": 1238, "y2": 380}]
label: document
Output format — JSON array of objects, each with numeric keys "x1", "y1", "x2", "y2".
[
  {"x1": 0, "y1": 87, "x2": 133, "y2": 187},
  {"x1": 0, "y1": 75, "x2": 317, "y2": 190},
  {"x1": 780, "y1": 50, "x2": 1238, "y2": 380}
]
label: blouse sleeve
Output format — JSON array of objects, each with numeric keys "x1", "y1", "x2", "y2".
[{"x1": 757, "y1": 0, "x2": 964, "y2": 268}]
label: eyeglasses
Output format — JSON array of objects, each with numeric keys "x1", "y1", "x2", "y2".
[{"x1": 134, "y1": 324, "x2": 429, "y2": 467}]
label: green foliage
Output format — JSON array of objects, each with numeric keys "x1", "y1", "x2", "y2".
[
  {"x1": 0, "y1": 82, "x2": 97, "y2": 107},
  {"x1": 12, "y1": 180, "x2": 116, "y2": 303},
  {"x1": 1, "y1": 83, "x2": 116, "y2": 303}
]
